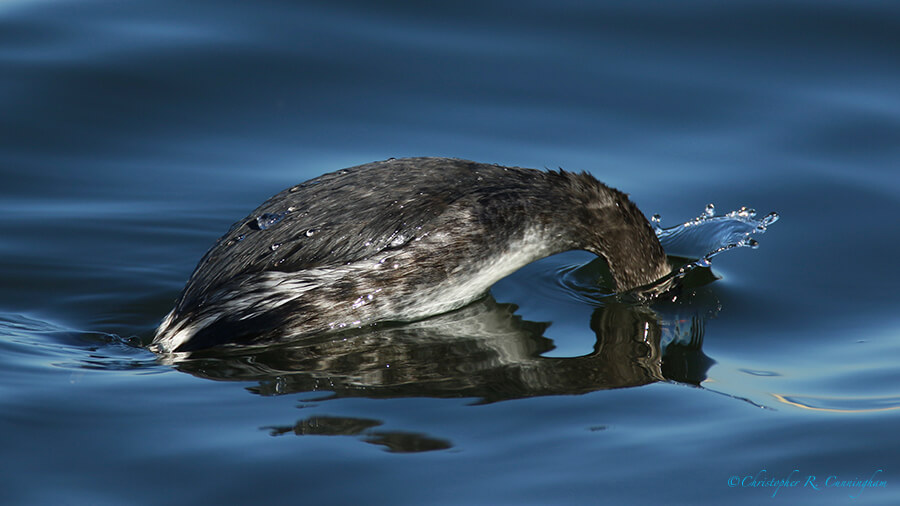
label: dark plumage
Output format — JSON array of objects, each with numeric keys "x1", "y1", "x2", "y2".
[{"x1": 152, "y1": 157, "x2": 670, "y2": 353}]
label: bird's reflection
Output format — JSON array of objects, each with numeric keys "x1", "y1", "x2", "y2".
[
  {"x1": 260, "y1": 415, "x2": 453, "y2": 453},
  {"x1": 167, "y1": 282, "x2": 716, "y2": 404},
  {"x1": 159, "y1": 263, "x2": 718, "y2": 452}
]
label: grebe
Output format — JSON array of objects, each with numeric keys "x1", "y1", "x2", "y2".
[{"x1": 152, "y1": 157, "x2": 670, "y2": 353}]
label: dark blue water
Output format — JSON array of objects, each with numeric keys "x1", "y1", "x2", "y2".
[{"x1": 2, "y1": 1, "x2": 899, "y2": 504}]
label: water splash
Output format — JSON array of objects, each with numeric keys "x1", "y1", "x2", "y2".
[
  {"x1": 618, "y1": 204, "x2": 778, "y2": 299},
  {"x1": 613, "y1": 203, "x2": 776, "y2": 301},
  {"x1": 655, "y1": 204, "x2": 779, "y2": 267},
  {"x1": 558, "y1": 204, "x2": 779, "y2": 303}
]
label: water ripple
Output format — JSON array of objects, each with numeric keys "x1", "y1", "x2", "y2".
[
  {"x1": 0, "y1": 312, "x2": 161, "y2": 373},
  {"x1": 774, "y1": 394, "x2": 900, "y2": 413}
]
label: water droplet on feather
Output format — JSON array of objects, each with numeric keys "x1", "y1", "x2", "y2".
[{"x1": 255, "y1": 212, "x2": 285, "y2": 230}]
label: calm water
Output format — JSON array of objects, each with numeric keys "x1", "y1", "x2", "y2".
[{"x1": 2, "y1": 1, "x2": 899, "y2": 504}]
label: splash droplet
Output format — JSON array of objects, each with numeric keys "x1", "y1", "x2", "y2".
[
  {"x1": 729, "y1": 206, "x2": 756, "y2": 219},
  {"x1": 761, "y1": 211, "x2": 779, "y2": 227},
  {"x1": 651, "y1": 214, "x2": 662, "y2": 234}
]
